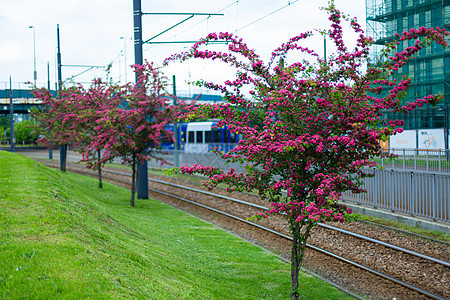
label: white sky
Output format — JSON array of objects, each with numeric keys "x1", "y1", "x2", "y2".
[{"x1": 0, "y1": 0, "x2": 366, "y2": 96}]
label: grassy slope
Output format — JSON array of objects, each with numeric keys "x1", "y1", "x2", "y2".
[{"x1": 0, "y1": 151, "x2": 352, "y2": 299}]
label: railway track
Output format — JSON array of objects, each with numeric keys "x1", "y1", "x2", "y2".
[{"x1": 40, "y1": 160, "x2": 449, "y2": 300}]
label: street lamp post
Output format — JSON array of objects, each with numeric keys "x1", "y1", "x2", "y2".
[
  {"x1": 29, "y1": 26, "x2": 37, "y2": 86},
  {"x1": 9, "y1": 76, "x2": 15, "y2": 153}
]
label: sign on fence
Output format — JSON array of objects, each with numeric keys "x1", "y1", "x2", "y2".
[
  {"x1": 418, "y1": 129, "x2": 445, "y2": 150},
  {"x1": 389, "y1": 130, "x2": 416, "y2": 151}
]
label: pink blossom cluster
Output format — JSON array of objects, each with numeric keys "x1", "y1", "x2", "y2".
[{"x1": 254, "y1": 200, "x2": 352, "y2": 224}]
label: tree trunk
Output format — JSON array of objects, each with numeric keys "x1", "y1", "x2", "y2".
[
  {"x1": 290, "y1": 221, "x2": 312, "y2": 300},
  {"x1": 130, "y1": 162, "x2": 136, "y2": 206},
  {"x1": 291, "y1": 222, "x2": 301, "y2": 300},
  {"x1": 97, "y1": 149, "x2": 103, "y2": 189}
]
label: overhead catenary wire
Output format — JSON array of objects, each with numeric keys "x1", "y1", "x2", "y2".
[
  {"x1": 158, "y1": 0, "x2": 239, "y2": 44},
  {"x1": 235, "y1": 0, "x2": 299, "y2": 33}
]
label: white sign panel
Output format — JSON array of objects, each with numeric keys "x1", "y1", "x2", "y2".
[
  {"x1": 418, "y1": 129, "x2": 445, "y2": 150},
  {"x1": 389, "y1": 130, "x2": 416, "y2": 149}
]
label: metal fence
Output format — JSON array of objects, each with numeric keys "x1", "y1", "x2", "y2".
[
  {"x1": 379, "y1": 148, "x2": 450, "y2": 173},
  {"x1": 343, "y1": 169, "x2": 450, "y2": 223}
]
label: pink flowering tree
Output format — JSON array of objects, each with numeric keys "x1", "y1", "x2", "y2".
[
  {"x1": 32, "y1": 80, "x2": 122, "y2": 187},
  {"x1": 94, "y1": 62, "x2": 190, "y2": 206},
  {"x1": 31, "y1": 86, "x2": 82, "y2": 172},
  {"x1": 66, "y1": 79, "x2": 123, "y2": 188},
  {"x1": 165, "y1": 2, "x2": 448, "y2": 299}
]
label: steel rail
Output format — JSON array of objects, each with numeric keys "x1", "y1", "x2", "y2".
[
  {"x1": 360, "y1": 219, "x2": 450, "y2": 246},
  {"x1": 318, "y1": 223, "x2": 450, "y2": 268},
  {"x1": 104, "y1": 169, "x2": 450, "y2": 268}
]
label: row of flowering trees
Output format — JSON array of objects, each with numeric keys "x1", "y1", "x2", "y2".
[
  {"x1": 32, "y1": 62, "x2": 190, "y2": 206},
  {"x1": 31, "y1": 1, "x2": 448, "y2": 299}
]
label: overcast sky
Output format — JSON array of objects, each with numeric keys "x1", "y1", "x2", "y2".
[{"x1": 0, "y1": 0, "x2": 366, "y2": 96}]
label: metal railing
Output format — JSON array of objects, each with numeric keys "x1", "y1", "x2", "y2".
[
  {"x1": 377, "y1": 148, "x2": 450, "y2": 173},
  {"x1": 343, "y1": 169, "x2": 450, "y2": 223}
]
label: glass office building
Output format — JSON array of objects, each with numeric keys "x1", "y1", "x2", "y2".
[{"x1": 366, "y1": 0, "x2": 450, "y2": 133}]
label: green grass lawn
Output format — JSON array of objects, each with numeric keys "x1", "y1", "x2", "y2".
[{"x1": 0, "y1": 151, "x2": 353, "y2": 299}]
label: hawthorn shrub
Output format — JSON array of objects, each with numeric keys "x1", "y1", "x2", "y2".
[{"x1": 165, "y1": 2, "x2": 448, "y2": 299}]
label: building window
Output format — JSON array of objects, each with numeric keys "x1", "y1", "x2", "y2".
[
  {"x1": 431, "y1": 6, "x2": 442, "y2": 27},
  {"x1": 426, "y1": 61, "x2": 432, "y2": 81},
  {"x1": 408, "y1": 13, "x2": 415, "y2": 29}
]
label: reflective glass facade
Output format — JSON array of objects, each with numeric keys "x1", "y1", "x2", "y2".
[{"x1": 366, "y1": 0, "x2": 450, "y2": 131}]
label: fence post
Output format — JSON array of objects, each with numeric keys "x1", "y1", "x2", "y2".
[
  {"x1": 402, "y1": 148, "x2": 405, "y2": 169},
  {"x1": 373, "y1": 169, "x2": 378, "y2": 208},
  {"x1": 414, "y1": 150, "x2": 417, "y2": 170},
  {"x1": 426, "y1": 150, "x2": 429, "y2": 171},
  {"x1": 438, "y1": 149, "x2": 441, "y2": 173},
  {"x1": 392, "y1": 148, "x2": 395, "y2": 169},
  {"x1": 409, "y1": 172, "x2": 414, "y2": 216},
  {"x1": 390, "y1": 170, "x2": 394, "y2": 212},
  {"x1": 432, "y1": 174, "x2": 437, "y2": 221}
]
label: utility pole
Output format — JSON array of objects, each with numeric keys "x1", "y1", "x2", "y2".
[
  {"x1": 173, "y1": 75, "x2": 180, "y2": 167},
  {"x1": 134, "y1": 0, "x2": 149, "y2": 199},
  {"x1": 47, "y1": 62, "x2": 53, "y2": 159},
  {"x1": 57, "y1": 24, "x2": 66, "y2": 172},
  {"x1": 132, "y1": 2, "x2": 224, "y2": 199},
  {"x1": 57, "y1": 25, "x2": 62, "y2": 91},
  {"x1": 9, "y1": 76, "x2": 15, "y2": 153},
  {"x1": 47, "y1": 62, "x2": 51, "y2": 90}
]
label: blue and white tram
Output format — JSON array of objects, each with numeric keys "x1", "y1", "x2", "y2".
[{"x1": 162, "y1": 120, "x2": 240, "y2": 153}]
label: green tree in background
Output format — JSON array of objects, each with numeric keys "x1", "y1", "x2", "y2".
[{"x1": 13, "y1": 120, "x2": 40, "y2": 144}]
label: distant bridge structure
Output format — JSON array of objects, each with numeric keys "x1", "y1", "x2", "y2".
[
  {"x1": 0, "y1": 89, "x2": 57, "y2": 115},
  {"x1": 1, "y1": 89, "x2": 225, "y2": 116}
]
